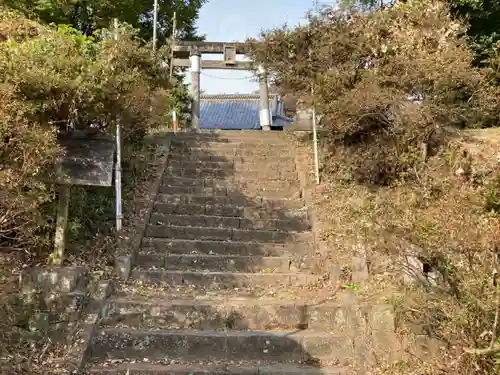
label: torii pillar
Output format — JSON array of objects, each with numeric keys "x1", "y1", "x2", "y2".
[
  {"x1": 258, "y1": 65, "x2": 271, "y2": 131},
  {"x1": 190, "y1": 49, "x2": 201, "y2": 129}
]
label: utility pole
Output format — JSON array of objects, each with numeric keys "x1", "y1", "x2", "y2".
[
  {"x1": 169, "y1": 11, "x2": 177, "y2": 80},
  {"x1": 311, "y1": 85, "x2": 320, "y2": 184},
  {"x1": 152, "y1": 0, "x2": 158, "y2": 53}
]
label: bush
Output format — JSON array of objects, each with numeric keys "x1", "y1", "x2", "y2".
[
  {"x1": 0, "y1": 9, "x2": 186, "y2": 256},
  {"x1": 248, "y1": 1, "x2": 500, "y2": 373},
  {"x1": 247, "y1": 1, "x2": 499, "y2": 185}
]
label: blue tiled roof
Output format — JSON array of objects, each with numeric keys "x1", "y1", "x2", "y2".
[{"x1": 200, "y1": 94, "x2": 293, "y2": 130}]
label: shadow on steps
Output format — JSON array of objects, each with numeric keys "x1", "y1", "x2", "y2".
[{"x1": 86, "y1": 131, "x2": 359, "y2": 375}]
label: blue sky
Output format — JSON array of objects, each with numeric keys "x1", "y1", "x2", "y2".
[{"x1": 184, "y1": 0, "x2": 315, "y2": 94}]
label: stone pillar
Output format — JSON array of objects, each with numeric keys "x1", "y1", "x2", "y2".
[
  {"x1": 258, "y1": 65, "x2": 271, "y2": 131},
  {"x1": 190, "y1": 51, "x2": 201, "y2": 129}
]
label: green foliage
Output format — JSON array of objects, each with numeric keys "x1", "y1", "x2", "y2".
[
  {"x1": 338, "y1": 0, "x2": 500, "y2": 63},
  {"x1": 2, "y1": 0, "x2": 207, "y2": 42},
  {"x1": 341, "y1": 282, "x2": 361, "y2": 291},
  {"x1": 449, "y1": 0, "x2": 500, "y2": 62},
  {"x1": 0, "y1": 9, "x2": 190, "y2": 255},
  {"x1": 484, "y1": 174, "x2": 500, "y2": 213}
]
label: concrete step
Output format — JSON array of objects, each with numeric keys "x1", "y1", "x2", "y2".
[
  {"x1": 155, "y1": 193, "x2": 305, "y2": 210},
  {"x1": 41, "y1": 290, "x2": 88, "y2": 323},
  {"x1": 90, "y1": 328, "x2": 353, "y2": 363},
  {"x1": 165, "y1": 166, "x2": 296, "y2": 180},
  {"x1": 159, "y1": 183, "x2": 228, "y2": 196},
  {"x1": 159, "y1": 182, "x2": 302, "y2": 200},
  {"x1": 169, "y1": 140, "x2": 291, "y2": 151},
  {"x1": 171, "y1": 137, "x2": 290, "y2": 147},
  {"x1": 119, "y1": 279, "x2": 316, "y2": 301},
  {"x1": 100, "y1": 295, "x2": 358, "y2": 332},
  {"x1": 84, "y1": 362, "x2": 353, "y2": 374},
  {"x1": 172, "y1": 131, "x2": 290, "y2": 142},
  {"x1": 167, "y1": 147, "x2": 294, "y2": 159},
  {"x1": 154, "y1": 201, "x2": 307, "y2": 220},
  {"x1": 129, "y1": 269, "x2": 316, "y2": 289},
  {"x1": 160, "y1": 177, "x2": 302, "y2": 199},
  {"x1": 167, "y1": 159, "x2": 296, "y2": 173},
  {"x1": 168, "y1": 151, "x2": 295, "y2": 164},
  {"x1": 134, "y1": 254, "x2": 304, "y2": 273},
  {"x1": 140, "y1": 238, "x2": 314, "y2": 257},
  {"x1": 161, "y1": 175, "x2": 299, "y2": 188},
  {"x1": 149, "y1": 213, "x2": 311, "y2": 232},
  {"x1": 145, "y1": 225, "x2": 312, "y2": 243}
]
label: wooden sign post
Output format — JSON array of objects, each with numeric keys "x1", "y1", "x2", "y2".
[{"x1": 51, "y1": 133, "x2": 116, "y2": 265}]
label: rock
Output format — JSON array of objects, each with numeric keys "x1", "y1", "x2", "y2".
[
  {"x1": 402, "y1": 255, "x2": 427, "y2": 285},
  {"x1": 95, "y1": 280, "x2": 113, "y2": 301},
  {"x1": 30, "y1": 312, "x2": 49, "y2": 334},
  {"x1": 115, "y1": 255, "x2": 132, "y2": 280}
]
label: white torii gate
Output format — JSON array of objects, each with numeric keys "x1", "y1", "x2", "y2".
[{"x1": 172, "y1": 41, "x2": 272, "y2": 130}]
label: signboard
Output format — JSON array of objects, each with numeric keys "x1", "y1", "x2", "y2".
[
  {"x1": 224, "y1": 45, "x2": 236, "y2": 65},
  {"x1": 55, "y1": 135, "x2": 116, "y2": 187}
]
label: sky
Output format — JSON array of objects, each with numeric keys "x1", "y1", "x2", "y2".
[{"x1": 184, "y1": 0, "x2": 316, "y2": 94}]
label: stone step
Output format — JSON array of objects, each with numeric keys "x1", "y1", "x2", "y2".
[
  {"x1": 167, "y1": 147, "x2": 294, "y2": 158},
  {"x1": 168, "y1": 151, "x2": 295, "y2": 164},
  {"x1": 130, "y1": 269, "x2": 316, "y2": 289},
  {"x1": 100, "y1": 295, "x2": 358, "y2": 332},
  {"x1": 155, "y1": 193, "x2": 304, "y2": 210},
  {"x1": 173, "y1": 131, "x2": 289, "y2": 142},
  {"x1": 169, "y1": 140, "x2": 291, "y2": 151},
  {"x1": 172, "y1": 134, "x2": 289, "y2": 144},
  {"x1": 159, "y1": 183, "x2": 228, "y2": 196},
  {"x1": 30, "y1": 290, "x2": 89, "y2": 324},
  {"x1": 140, "y1": 238, "x2": 313, "y2": 257},
  {"x1": 90, "y1": 328, "x2": 353, "y2": 363},
  {"x1": 149, "y1": 213, "x2": 310, "y2": 232},
  {"x1": 20, "y1": 266, "x2": 88, "y2": 293},
  {"x1": 145, "y1": 225, "x2": 312, "y2": 243},
  {"x1": 84, "y1": 362, "x2": 353, "y2": 375},
  {"x1": 161, "y1": 175, "x2": 298, "y2": 188},
  {"x1": 167, "y1": 159, "x2": 296, "y2": 173},
  {"x1": 120, "y1": 279, "x2": 314, "y2": 301},
  {"x1": 154, "y1": 202, "x2": 307, "y2": 221},
  {"x1": 160, "y1": 176, "x2": 302, "y2": 198},
  {"x1": 165, "y1": 166, "x2": 296, "y2": 180},
  {"x1": 158, "y1": 183, "x2": 302, "y2": 200},
  {"x1": 169, "y1": 141, "x2": 292, "y2": 152},
  {"x1": 135, "y1": 254, "x2": 303, "y2": 273}
]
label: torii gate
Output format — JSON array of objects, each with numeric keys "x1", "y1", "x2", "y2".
[{"x1": 172, "y1": 41, "x2": 272, "y2": 130}]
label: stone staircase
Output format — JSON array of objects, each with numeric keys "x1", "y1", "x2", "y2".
[{"x1": 81, "y1": 131, "x2": 393, "y2": 375}]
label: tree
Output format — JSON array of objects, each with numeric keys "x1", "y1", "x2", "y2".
[
  {"x1": 338, "y1": 0, "x2": 500, "y2": 63},
  {"x1": 448, "y1": 0, "x2": 500, "y2": 63},
  {"x1": 3, "y1": 0, "x2": 207, "y2": 42},
  {"x1": 246, "y1": 1, "x2": 498, "y2": 182}
]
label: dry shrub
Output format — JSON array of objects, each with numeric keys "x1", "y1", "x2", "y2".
[
  {"x1": 375, "y1": 138, "x2": 500, "y2": 374},
  {"x1": 0, "y1": 85, "x2": 59, "y2": 250},
  {"x1": 0, "y1": 9, "x2": 188, "y2": 372},
  {"x1": 0, "y1": 7, "x2": 43, "y2": 41},
  {"x1": 250, "y1": 1, "x2": 500, "y2": 373},
  {"x1": 247, "y1": 1, "x2": 499, "y2": 185},
  {"x1": 0, "y1": 10, "x2": 185, "y2": 254},
  {"x1": 305, "y1": 134, "x2": 500, "y2": 374}
]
